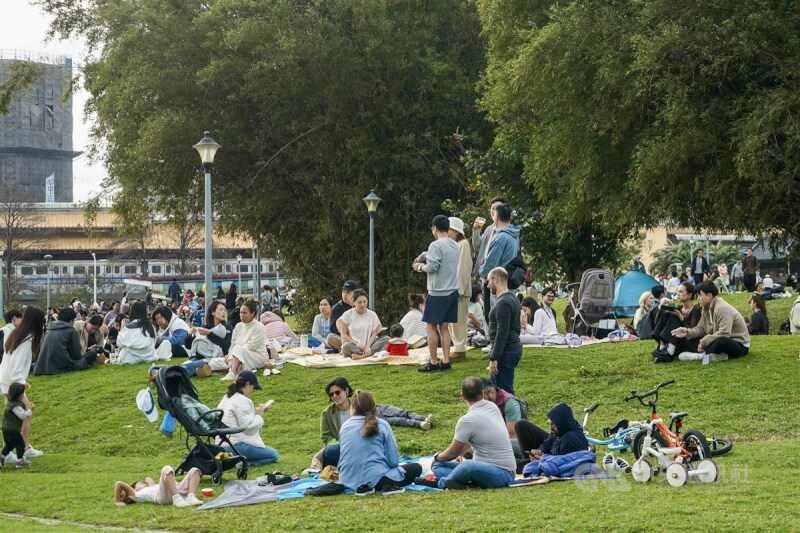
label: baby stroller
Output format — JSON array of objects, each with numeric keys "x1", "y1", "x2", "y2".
[
  {"x1": 154, "y1": 365, "x2": 248, "y2": 484},
  {"x1": 567, "y1": 268, "x2": 617, "y2": 337}
]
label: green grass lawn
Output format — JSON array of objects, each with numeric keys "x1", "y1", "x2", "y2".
[{"x1": 0, "y1": 292, "x2": 798, "y2": 532}]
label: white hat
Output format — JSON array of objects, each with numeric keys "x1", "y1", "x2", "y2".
[
  {"x1": 448, "y1": 217, "x2": 465, "y2": 237},
  {"x1": 136, "y1": 388, "x2": 159, "y2": 423}
]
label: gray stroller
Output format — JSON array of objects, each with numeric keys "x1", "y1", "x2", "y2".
[{"x1": 567, "y1": 268, "x2": 617, "y2": 336}]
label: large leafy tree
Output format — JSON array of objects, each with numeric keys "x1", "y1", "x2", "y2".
[
  {"x1": 476, "y1": 0, "x2": 800, "y2": 254},
  {"x1": 38, "y1": 0, "x2": 491, "y2": 321}
]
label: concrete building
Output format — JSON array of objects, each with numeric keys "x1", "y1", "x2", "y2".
[{"x1": 0, "y1": 52, "x2": 81, "y2": 202}]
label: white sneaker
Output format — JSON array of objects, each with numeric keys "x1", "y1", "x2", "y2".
[
  {"x1": 220, "y1": 371, "x2": 236, "y2": 381},
  {"x1": 602, "y1": 453, "x2": 615, "y2": 472},
  {"x1": 5, "y1": 452, "x2": 18, "y2": 464},
  {"x1": 172, "y1": 494, "x2": 191, "y2": 508},
  {"x1": 678, "y1": 352, "x2": 704, "y2": 362},
  {"x1": 705, "y1": 353, "x2": 729, "y2": 364},
  {"x1": 24, "y1": 446, "x2": 44, "y2": 458},
  {"x1": 183, "y1": 493, "x2": 203, "y2": 506}
]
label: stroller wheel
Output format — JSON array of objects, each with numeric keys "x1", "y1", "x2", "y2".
[
  {"x1": 211, "y1": 471, "x2": 223, "y2": 485},
  {"x1": 237, "y1": 464, "x2": 248, "y2": 480}
]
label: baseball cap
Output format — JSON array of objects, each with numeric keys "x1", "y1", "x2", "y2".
[
  {"x1": 238, "y1": 370, "x2": 263, "y2": 390},
  {"x1": 136, "y1": 388, "x2": 159, "y2": 423},
  {"x1": 342, "y1": 280, "x2": 359, "y2": 291}
]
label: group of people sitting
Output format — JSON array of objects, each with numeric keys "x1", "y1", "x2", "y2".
[{"x1": 634, "y1": 281, "x2": 753, "y2": 363}]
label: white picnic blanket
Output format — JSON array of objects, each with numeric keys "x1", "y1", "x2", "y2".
[
  {"x1": 283, "y1": 347, "x2": 443, "y2": 368},
  {"x1": 522, "y1": 337, "x2": 612, "y2": 349}
]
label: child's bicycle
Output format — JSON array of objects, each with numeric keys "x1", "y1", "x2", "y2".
[
  {"x1": 581, "y1": 402, "x2": 643, "y2": 453},
  {"x1": 624, "y1": 379, "x2": 719, "y2": 486}
]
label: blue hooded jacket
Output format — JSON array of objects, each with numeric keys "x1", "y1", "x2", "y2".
[
  {"x1": 480, "y1": 224, "x2": 521, "y2": 279},
  {"x1": 540, "y1": 403, "x2": 589, "y2": 456}
]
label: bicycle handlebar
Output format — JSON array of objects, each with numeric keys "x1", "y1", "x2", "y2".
[{"x1": 623, "y1": 379, "x2": 676, "y2": 403}]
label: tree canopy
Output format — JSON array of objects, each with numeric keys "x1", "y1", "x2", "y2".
[
  {"x1": 477, "y1": 0, "x2": 800, "y2": 249},
  {"x1": 38, "y1": 0, "x2": 491, "y2": 320}
]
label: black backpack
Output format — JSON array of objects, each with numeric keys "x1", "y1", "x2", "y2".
[{"x1": 504, "y1": 253, "x2": 527, "y2": 290}]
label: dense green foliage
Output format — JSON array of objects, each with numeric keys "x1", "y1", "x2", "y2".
[
  {"x1": 649, "y1": 242, "x2": 741, "y2": 276},
  {"x1": 477, "y1": 0, "x2": 800, "y2": 250},
  {"x1": 37, "y1": 0, "x2": 491, "y2": 321}
]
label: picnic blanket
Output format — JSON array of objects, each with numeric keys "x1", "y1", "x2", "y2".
[
  {"x1": 283, "y1": 347, "x2": 445, "y2": 368},
  {"x1": 523, "y1": 337, "x2": 611, "y2": 349}
]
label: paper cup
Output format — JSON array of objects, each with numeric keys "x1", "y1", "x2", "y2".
[
  {"x1": 300, "y1": 334, "x2": 309, "y2": 348},
  {"x1": 201, "y1": 488, "x2": 213, "y2": 497}
]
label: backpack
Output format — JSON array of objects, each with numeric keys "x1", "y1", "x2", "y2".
[
  {"x1": 516, "y1": 396, "x2": 529, "y2": 420},
  {"x1": 504, "y1": 253, "x2": 527, "y2": 290},
  {"x1": 636, "y1": 305, "x2": 660, "y2": 340}
]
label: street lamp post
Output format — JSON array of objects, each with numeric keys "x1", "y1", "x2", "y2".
[
  {"x1": 91, "y1": 252, "x2": 97, "y2": 307},
  {"x1": 362, "y1": 190, "x2": 382, "y2": 310},
  {"x1": 44, "y1": 254, "x2": 53, "y2": 310},
  {"x1": 193, "y1": 131, "x2": 221, "y2": 301},
  {"x1": 236, "y1": 254, "x2": 242, "y2": 292}
]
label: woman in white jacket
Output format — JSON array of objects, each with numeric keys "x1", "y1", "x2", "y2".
[
  {"x1": 0, "y1": 305, "x2": 46, "y2": 459},
  {"x1": 221, "y1": 302, "x2": 268, "y2": 381},
  {"x1": 216, "y1": 371, "x2": 278, "y2": 466},
  {"x1": 116, "y1": 302, "x2": 158, "y2": 364}
]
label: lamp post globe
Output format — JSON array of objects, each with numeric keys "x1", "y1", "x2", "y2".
[
  {"x1": 362, "y1": 190, "x2": 382, "y2": 310},
  {"x1": 193, "y1": 132, "x2": 221, "y2": 301}
]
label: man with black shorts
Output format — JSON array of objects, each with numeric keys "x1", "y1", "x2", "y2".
[{"x1": 413, "y1": 215, "x2": 459, "y2": 372}]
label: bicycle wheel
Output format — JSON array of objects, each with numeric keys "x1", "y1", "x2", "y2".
[
  {"x1": 683, "y1": 429, "x2": 712, "y2": 461},
  {"x1": 631, "y1": 429, "x2": 668, "y2": 460},
  {"x1": 708, "y1": 437, "x2": 733, "y2": 457}
]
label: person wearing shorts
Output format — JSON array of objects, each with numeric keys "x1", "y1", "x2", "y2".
[
  {"x1": 412, "y1": 215, "x2": 459, "y2": 372},
  {"x1": 114, "y1": 465, "x2": 202, "y2": 507}
]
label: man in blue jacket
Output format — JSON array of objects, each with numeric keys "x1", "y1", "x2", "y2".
[{"x1": 479, "y1": 204, "x2": 520, "y2": 317}]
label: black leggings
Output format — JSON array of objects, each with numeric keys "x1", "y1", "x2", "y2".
[
  {"x1": 375, "y1": 463, "x2": 423, "y2": 489},
  {"x1": 652, "y1": 312, "x2": 699, "y2": 353},
  {"x1": 2, "y1": 430, "x2": 25, "y2": 458}
]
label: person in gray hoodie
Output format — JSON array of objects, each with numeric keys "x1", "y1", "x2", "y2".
[
  {"x1": 33, "y1": 308, "x2": 97, "y2": 375},
  {"x1": 413, "y1": 215, "x2": 459, "y2": 372}
]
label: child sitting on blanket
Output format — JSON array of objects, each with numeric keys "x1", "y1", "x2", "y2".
[
  {"x1": 114, "y1": 465, "x2": 203, "y2": 507},
  {"x1": 386, "y1": 324, "x2": 409, "y2": 356}
]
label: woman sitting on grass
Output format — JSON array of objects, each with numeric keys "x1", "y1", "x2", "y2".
[
  {"x1": 114, "y1": 465, "x2": 202, "y2": 507},
  {"x1": 221, "y1": 301, "x2": 269, "y2": 381},
  {"x1": 650, "y1": 281, "x2": 701, "y2": 361},
  {"x1": 747, "y1": 294, "x2": 769, "y2": 335},
  {"x1": 399, "y1": 294, "x2": 427, "y2": 340},
  {"x1": 339, "y1": 290, "x2": 389, "y2": 359},
  {"x1": 337, "y1": 390, "x2": 422, "y2": 496},
  {"x1": 519, "y1": 288, "x2": 558, "y2": 344},
  {"x1": 216, "y1": 371, "x2": 279, "y2": 466},
  {"x1": 310, "y1": 297, "x2": 334, "y2": 348},
  {"x1": 315, "y1": 377, "x2": 434, "y2": 469},
  {"x1": 632, "y1": 291, "x2": 654, "y2": 330},
  {"x1": 116, "y1": 302, "x2": 157, "y2": 364},
  {"x1": 182, "y1": 301, "x2": 231, "y2": 376}
]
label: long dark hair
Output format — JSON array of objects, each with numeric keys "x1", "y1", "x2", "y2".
[
  {"x1": 351, "y1": 390, "x2": 379, "y2": 437},
  {"x1": 521, "y1": 297, "x2": 539, "y2": 324},
  {"x1": 227, "y1": 283, "x2": 237, "y2": 296},
  {"x1": 128, "y1": 302, "x2": 156, "y2": 338},
  {"x1": 4, "y1": 305, "x2": 46, "y2": 356},
  {"x1": 227, "y1": 374, "x2": 250, "y2": 398},
  {"x1": 205, "y1": 301, "x2": 227, "y2": 328},
  {"x1": 750, "y1": 294, "x2": 768, "y2": 316},
  {"x1": 408, "y1": 294, "x2": 424, "y2": 310}
]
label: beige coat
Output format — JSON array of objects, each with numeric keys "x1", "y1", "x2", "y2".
[
  {"x1": 686, "y1": 297, "x2": 750, "y2": 349},
  {"x1": 455, "y1": 238, "x2": 473, "y2": 298},
  {"x1": 74, "y1": 320, "x2": 106, "y2": 353}
]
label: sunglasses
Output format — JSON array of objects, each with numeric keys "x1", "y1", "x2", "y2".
[{"x1": 329, "y1": 390, "x2": 344, "y2": 398}]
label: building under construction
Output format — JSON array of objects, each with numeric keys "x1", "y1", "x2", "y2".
[{"x1": 0, "y1": 51, "x2": 81, "y2": 203}]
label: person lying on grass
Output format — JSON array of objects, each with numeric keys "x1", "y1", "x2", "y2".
[{"x1": 114, "y1": 465, "x2": 202, "y2": 507}]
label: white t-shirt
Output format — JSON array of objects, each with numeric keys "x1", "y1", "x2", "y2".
[
  {"x1": 0, "y1": 337, "x2": 33, "y2": 394},
  {"x1": 453, "y1": 400, "x2": 516, "y2": 472},
  {"x1": 340, "y1": 308, "x2": 381, "y2": 347}
]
